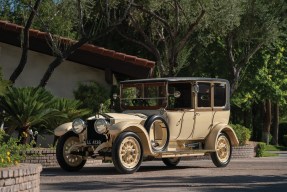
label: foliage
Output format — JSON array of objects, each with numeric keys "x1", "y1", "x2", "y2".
[
  {"x1": 0, "y1": 87, "x2": 65, "y2": 142},
  {"x1": 265, "y1": 145, "x2": 287, "y2": 151},
  {"x1": 74, "y1": 81, "x2": 110, "y2": 113},
  {"x1": 115, "y1": 0, "x2": 244, "y2": 77},
  {"x1": 0, "y1": 66, "x2": 9, "y2": 96},
  {"x1": 46, "y1": 98, "x2": 91, "y2": 131},
  {"x1": 0, "y1": 130, "x2": 29, "y2": 167},
  {"x1": 256, "y1": 142, "x2": 266, "y2": 157},
  {"x1": 231, "y1": 124, "x2": 251, "y2": 145},
  {"x1": 0, "y1": 0, "x2": 77, "y2": 38}
]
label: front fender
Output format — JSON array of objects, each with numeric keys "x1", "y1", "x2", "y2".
[
  {"x1": 54, "y1": 122, "x2": 72, "y2": 136},
  {"x1": 205, "y1": 123, "x2": 239, "y2": 151},
  {"x1": 109, "y1": 121, "x2": 155, "y2": 156}
]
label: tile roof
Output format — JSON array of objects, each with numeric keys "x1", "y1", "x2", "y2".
[{"x1": 0, "y1": 20, "x2": 155, "y2": 71}]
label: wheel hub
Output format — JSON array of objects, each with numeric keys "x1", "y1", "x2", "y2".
[{"x1": 119, "y1": 137, "x2": 141, "y2": 168}]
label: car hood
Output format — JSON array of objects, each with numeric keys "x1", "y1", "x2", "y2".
[{"x1": 105, "y1": 113, "x2": 147, "y2": 124}]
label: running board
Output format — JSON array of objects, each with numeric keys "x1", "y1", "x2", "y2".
[{"x1": 156, "y1": 150, "x2": 212, "y2": 158}]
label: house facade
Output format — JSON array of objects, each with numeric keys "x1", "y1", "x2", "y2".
[{"x1": 0, "y1": 20, "x2": 155, "y2": 98}]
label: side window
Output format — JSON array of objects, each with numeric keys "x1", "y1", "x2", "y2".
[
  {"x1": 168, "y1": 83, "x2": 193, "y2": 109},
  {"x1": 214, "y1": 83, "x2": 226, "y2": 107},
  {"x1": 197, "y1": 83, "x2": 211, "y2": 107}
]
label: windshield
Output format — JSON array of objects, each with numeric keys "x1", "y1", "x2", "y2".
[{"x1": 120, "y1": 82, "x2": 167, "y2": 109}]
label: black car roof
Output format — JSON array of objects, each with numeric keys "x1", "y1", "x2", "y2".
[{"x1": 120, "y1": 77, "x2": 229, "y2": 84}]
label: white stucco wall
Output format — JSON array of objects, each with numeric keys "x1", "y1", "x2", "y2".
[{"x1": 0, "y1": 42, "x2": 111, "y2": 98}]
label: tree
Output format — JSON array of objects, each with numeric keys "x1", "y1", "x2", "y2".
[
  {"x1": 117, "y1": 0, "x2": 243, "y2": 77},
  {"x1": 231, "y1": 41, "x2": 287, "y2": 144},
  {"x1": 38, "y1": 0, "x2": 133, "y2": 87},
  {"x1": 225, "y1": 0, "x2": 287, "y2": 94},
  {"x1": 9, "y1": 0, "x2": 42, "y2": 84}
]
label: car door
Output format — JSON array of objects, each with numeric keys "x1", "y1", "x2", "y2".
[
  {"x1": 166, "y1": 82, "x2": 194, "y2": 140},
  {"x1": 188, "y1": 82, "x2": 213, "y2": 140}
]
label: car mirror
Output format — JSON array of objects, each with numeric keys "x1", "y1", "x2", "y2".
[{"x1": 174, "y1": 91, "x2": 181, "y2": 98}]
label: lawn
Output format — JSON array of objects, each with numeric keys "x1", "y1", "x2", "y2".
[{"x1": 262, "y1": 144, "x2": 287, "y2": 157}]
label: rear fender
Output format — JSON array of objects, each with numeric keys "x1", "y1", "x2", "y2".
[{"x1": 205, "y1": 123, "x2": 239, "y2": 151}]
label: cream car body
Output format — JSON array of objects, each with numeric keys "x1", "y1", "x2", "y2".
[{"x1": 54, "y1": 77, "x2": 239, "y2": 174}]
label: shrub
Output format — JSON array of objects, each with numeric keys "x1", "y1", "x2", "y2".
[
  {"x1": 256, "y1": 142, "x2": 266, "y2": 157},
  {"x1": 0, "y1": 66, "x2": 10, "y2": 96},
  {"x1": 231, "y1": 124, "x2": 251, "y2": 145},
  {"x1": 0, "y1": 87, "x2": 65, "y2": 143},
  {"x1": 0, "y1": 130, "x2": 29, "y2": 167},
  {"x1": 74, "y1": 81, "x2": 110, "y2": 113},
  {"x1": 45, "y1": 98, "x2": 92, "y2": 131}
]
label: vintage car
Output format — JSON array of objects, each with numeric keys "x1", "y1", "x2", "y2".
[{"x1": 54, "y1": 77, "x2": 239, "y2": 174}]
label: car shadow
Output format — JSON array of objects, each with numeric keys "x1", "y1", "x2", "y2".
[{"x1": 41, "y1": 163, "x2": 208, "y2": 176}]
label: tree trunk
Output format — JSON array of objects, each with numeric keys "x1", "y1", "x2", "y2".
[
  {"x1": 38, "y1": 57, "x2": 63, "y2": 87},
  {"x1": 271, "y1": 102, "x2": 279, "y2": 145},
  {"x1": 38, "y1": 37, "x2": 89, "y2": 87},
  {"x1": 252, "y1": 103, "x2": 259, "y2": 141},
  {"x1": 262, "y1": 99, "x2": 272, "y2": 144},
  {"x1": 9, "y1": 0, "x2": 42, "y2": 83},
  {"x1": 18, "y1": 126, "x2": 30, "y2": 144}
]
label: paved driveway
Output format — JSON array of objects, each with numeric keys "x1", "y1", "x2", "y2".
[{"x1": 40, "y1": 156, "x2": 287, "y2": 192}]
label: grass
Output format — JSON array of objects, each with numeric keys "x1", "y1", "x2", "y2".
[
  {"x1": 261, "y1": 144, "x2": 287, "y2": 157},
  {"x1": 265, "y1": 145, "x2": 287, "y2": 151},
  {"x1": 262, "y1": 152, "x2": 278, "y2": 157}
]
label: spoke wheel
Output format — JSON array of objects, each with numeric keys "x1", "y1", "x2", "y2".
[
  {"x1": 112, "y1": 132, "x2": 143, "y2": 174},
  {"x1": 56, "y1": 132, "x2": 86, "y2": 172},
  {"x1": 211, "y1": 133, "x2": 232, "y2": 167}
]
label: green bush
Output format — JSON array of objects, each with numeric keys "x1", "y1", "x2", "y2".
[
  {"x1": 256, "y1": 142, "x2": 266, "y2": 157},
  {"x1": 0, "y1": 130, "x2": 29, "y2": 167},
  {"x1": 0, "y1": 66, "x2": 10, "y2": 96},
  {"x1": 231, "y1": 124, "x2": 251, "y2": 145},
  {"x1": 74, "y1": 81, "x2": 110, "y2": 113},
  {"x1": 46, "y1": 98, "x2": 92, "y2": 131},
  {"x1": 0, "y1": 87, "x2": 66, "y2": 143}
]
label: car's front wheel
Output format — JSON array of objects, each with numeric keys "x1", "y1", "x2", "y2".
[
  {"x1": 56, "y1": 132, "x2": 86, "y2": 172},
  {"x1": 162, "y1": 157, "x2": 181, "y2": 167},
  {"x1": 112, "y1": 132, "x2": 143, "y2": 174},
  {"x1": 211, "y1": 132, "x2": 232, "y2": 167}
]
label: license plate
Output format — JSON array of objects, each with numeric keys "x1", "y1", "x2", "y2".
[{"x1": 86, "y1": 140, "x2": 102, "y2": 145}]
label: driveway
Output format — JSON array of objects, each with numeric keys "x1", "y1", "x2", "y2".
[{"x1": 40, "y1": 155, "x2": 287, "y2": 192}]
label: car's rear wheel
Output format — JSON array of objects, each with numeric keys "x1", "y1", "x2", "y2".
[
  {"x1": 211, "y1": 132, "x2": 232, "y2": 167},
  {"x1": 112, "y1": 132, "x2": 143, "y2": 174},
  {"x1": 56, "y1": 132, "x2": 86, "y2": 172},
  {"x1": 162, "y1": 157, "x2": 181, "y2": 167}
]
